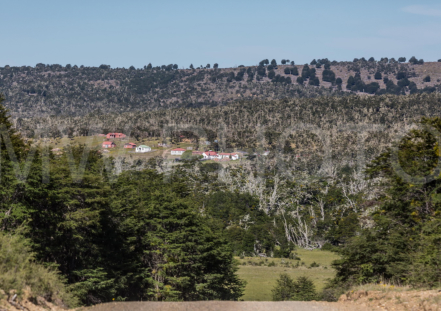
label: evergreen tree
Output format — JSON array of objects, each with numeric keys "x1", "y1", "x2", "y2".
[
  {"x1": 301, "y1": 64, "x2": 310, "y2": 79},
  {"x1": 346, "y1": 76, "x2": 355, "y2": 90},
  {"x1": 423, "y1": 75, "x2": 431, "y2": 82},
  {"x1": 109, "y1": 171, "x2": 246, "y2": 301},
  {"x1": 322, "y1": 69, "x2": 336, "y2": 83},
  {"x1": 331, "y1": 117, "x2": 441, "y2": 288},
  {"x1": 268, "y1": 70, "x2": 276, "y2": 79},
  {"x1": 272, "y1": 274, "x2": 317, "y2": 301},
  {"x1": 272, "y1": 274, "x2": 296, "y2": 301},
  {"x1": 374, "y1": 72, "x2": 382, "y2": 80}
]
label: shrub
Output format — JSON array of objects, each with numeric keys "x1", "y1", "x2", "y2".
[
  {"x1": 272, "y1": 274, "x2": 317, "y2": 301},
  {"x1": 423, "y1": 75, "x2": 431, "y2": 82},
  {"x1": 310, "y1": 261, "x2": 320, "y2": 268},
  {"x1": 374, "y1": 72, "x2": 382, "y2": 80},
  {"x1": 0, "y1": 233, "x2": 77, "y2": 307},
  {"x1": 268, "y1": 261, "x2": 276, "y2": 267}
]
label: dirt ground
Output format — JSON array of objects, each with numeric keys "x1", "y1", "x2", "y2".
[
  {"x1": 339, "y1": 289, "x2": 441, "y2": 311},
  {"x1": 2, "y1": 289, "x2": 440, "y2": 311},
  {"x1": 80, "y1": 301, "x2": 368, "y2": 311}
]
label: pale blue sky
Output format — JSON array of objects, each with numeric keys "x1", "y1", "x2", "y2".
[{"x1": 2, "y1": 0, "x2": 441, "y2": 68}]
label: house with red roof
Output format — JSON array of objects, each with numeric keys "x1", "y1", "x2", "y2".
[
  {"x1": 171, "y1": 148, "x2": 186, "y2": 155},
  {"x1": 124, "y1": 143, "x2": 136, "y2": 149},
  {"x1": 102, "y1": 141, "x2": 116, "y2": 148},
  {"x1": 106, "y1": 133, "x2": 126, "y2": 139}
]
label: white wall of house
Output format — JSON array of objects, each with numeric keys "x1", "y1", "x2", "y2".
[
  {"x1": 171, "y1": 150, "x2": 185, "y2": 155},
  {"x1": 136, "y1": 146, "x2": 151, "y2": 153}
]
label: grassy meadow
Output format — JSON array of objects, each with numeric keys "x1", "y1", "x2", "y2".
[{"x1": 236, "y1": 249, "x2": 340, "y2": 301}]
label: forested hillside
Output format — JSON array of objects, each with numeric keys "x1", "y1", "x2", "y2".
[
  {"x1": 2, "y1": 59, "x2": 441, "y2": 307},
  {"x1": 2, "y1": 57, "x2": 441, "y2": 118},
  {"x1": 17, "y1": 93, "x2": 441, "y2": 174}
]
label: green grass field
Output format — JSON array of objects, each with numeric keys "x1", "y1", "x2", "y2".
[{"x1": 236, "y1": 249, "x2": 340, "y2": 301}]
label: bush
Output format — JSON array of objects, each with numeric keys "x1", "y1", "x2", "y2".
[
  {"x1": 423, "y1": 75, "x2": 431, "y2": 82},
  {"x1": 321, "y1": 243, "x2": 339, "y2": 252},
  {"x1": 0, "y1": 233, "x2": 77, "y2": 307},
  {"x1": 272, "y1": 274, "x2": 317, "y2": 301},
  {"x1": 309, "y1": 261, "x2": 320, "y2": 268},
  {"x1": 268, "y1": 261, "x2": 276, "y2": 267},
  {"x1": 374, "y1": 72, "x2": 382, "y2": 80}
]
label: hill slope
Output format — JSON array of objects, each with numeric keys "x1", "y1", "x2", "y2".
[{"x1": 2, "y1": 59, "x2": 441, "y2": 118}]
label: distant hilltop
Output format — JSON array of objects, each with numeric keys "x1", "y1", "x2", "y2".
[{"x1": 1, "y1": 57, "x2": 441, "y2": 118}]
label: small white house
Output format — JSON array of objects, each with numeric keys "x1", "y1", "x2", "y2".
[
  {"x1": 202, "y1": 151, "x2": 220, "y2": 160},
  {"x1": 136, "y1": 145, "x2": 151, "y2": 153},
  {"x1": 219, "y1": 153, "x2": 240, "y2": 160},
  {"x1": 171, "y1": 148, "x2": 186, "y2": 155}
]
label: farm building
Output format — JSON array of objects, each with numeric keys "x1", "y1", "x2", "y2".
[
  {"x1": 106, "y1": 133, "x2": 126, "y2": 139},
  {"x1": 102, "y1": 141, "x2": 116, "y2": 148},
  {"x1": 171, "y1": 148, "x2": 186, "y2": 155},
  {"x1": 219, "y1": 153, "x2": 240, "y2": 160},
  {"x1": 202, "y1": 151, "x2": 221, "y2": 160},
  {"x1": 136, "y1": 145, "x2": 151, "y2": 153},
  {"x1": 124, "y1": 143, "x2": 136, "y2": 149}
]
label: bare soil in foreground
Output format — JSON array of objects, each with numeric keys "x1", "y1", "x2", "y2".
[
  {"x1": 79, "y1": 301, "x2": 366, "y2": 311},
  {"x1": 2, "y1": 289, "x2": 441, "y2": 311},
  {"x1": 339, "y1": 289, "x2": 441, "y2": 311}
]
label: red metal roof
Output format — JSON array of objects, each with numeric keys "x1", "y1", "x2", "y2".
[
  {"x1": 204, "y1": 151, "x2": 218, "y2": 156},
  {"x1": 103, "y1": 141, "x2": 115, "y2": 144}
]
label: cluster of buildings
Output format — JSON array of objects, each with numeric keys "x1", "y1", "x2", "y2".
[
  {"x1": 168, "y1": 149, "x2": 240, "y2": 161},
  {"x1": 101, "y1": 133, "x2": 152, "y2": 153},
  {"x1": 202, "y1": 151, "x2": 240, "y2": 161},
  {"x1": 100, "y1": 133, "x2": 241, "y2": 161}
]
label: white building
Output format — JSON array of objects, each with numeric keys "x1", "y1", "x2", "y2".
[
  {"x1": 136, "y1": 145, "x2": 151, "y2": 153},
  {"x1": 219, "y1": 153, "x2": 240, "y2": 160},
  {"x1": 202, "y1": 151, "x2": 221, "y2": 160},
  {"x1": 171, "y1": 148, "x2": 186, "y2": 155}
]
